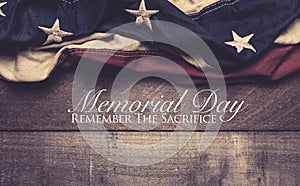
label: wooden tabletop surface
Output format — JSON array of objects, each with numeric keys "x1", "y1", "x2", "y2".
[{"x1": 1, "y1": 68, "x2": 299, "y2": 185}]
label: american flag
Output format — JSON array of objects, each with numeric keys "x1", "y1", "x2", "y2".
[{"x1": 0, "y1": 0, "x2": 299, "y2": 84}]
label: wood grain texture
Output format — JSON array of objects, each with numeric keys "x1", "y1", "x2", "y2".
[
  {"x1": 1, "y1": 132, "x2": 299, "y2": 185},
  {"x1": 0, "y1": 70, "x2": 299, "y2": 131}
]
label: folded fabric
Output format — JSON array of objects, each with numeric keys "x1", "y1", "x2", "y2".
[
  {"x1": 168, "y1": 0, "x2": 219, "y2": 14},
  {"x1": 189, "y1": 0, "x2": 300, "y2": 70},
  {"x1": 0, "y1": 31, "x2": 209, "y2": 82},
  {"x1": 168, "y1": 0, "x2": 300, "y2": 45},
  {"x1": 0, "y1": 26, "x2": 299, "y2": 84},
  {"x1": 0, "y1": 0, "x2": 299, "y2": 71},
  {"x1": 0, "y1": 33, "x2": 158, "y2": 82},
  {"x1": 60, "y1": 44, "x2": 300, "y2": 85},
  {"x1": 275, "y1": 18, "x2": 300, "y2": 45}
]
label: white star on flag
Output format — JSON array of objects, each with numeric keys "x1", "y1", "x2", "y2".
[
  {"x1": 225, "y1": 31, "x2": 256, "y2": 53},
  {"x1": 126, "y1": 0, "x2": 159, "y2": 31},
  {"x1": 38, "y1": 19, "x2": 73, "y2": 45},
  {"x1": 0, "y1": 2, "x2": 7, "y2": 17}
]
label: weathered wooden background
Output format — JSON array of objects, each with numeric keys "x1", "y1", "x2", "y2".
[{"x1": 1, "y1": 67, "x2": 299, "y2": 185}]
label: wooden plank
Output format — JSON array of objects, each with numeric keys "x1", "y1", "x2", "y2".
[
  {"x1": 1, "y1": 132, "x2": 299, "y2": 185},
  {"x1": 0, "y1": 70, "x2": 299, "y2": 131}
]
